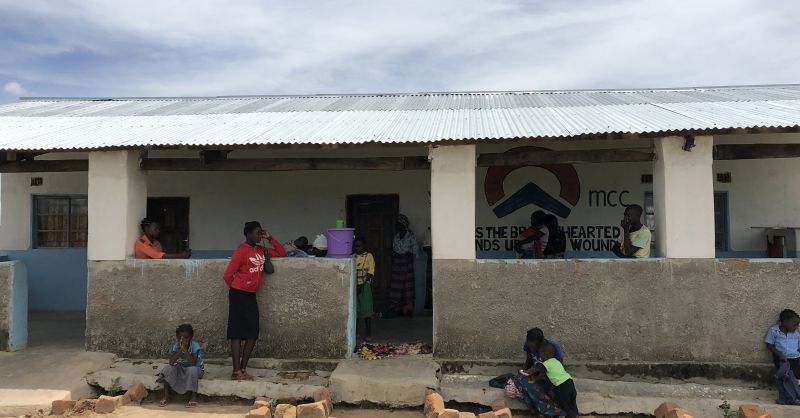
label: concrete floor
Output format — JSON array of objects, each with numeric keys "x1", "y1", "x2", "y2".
[
  {"x1": 0, "y1": 311, "x2": 115, "y2": 417},
  {"x1": 367, "y1": 315, "x2": 432, "y2": 344}
]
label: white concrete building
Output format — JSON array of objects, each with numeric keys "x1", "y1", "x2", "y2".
[{"x1": 2, "y1": 85, "x2": 800, "y2": 363}]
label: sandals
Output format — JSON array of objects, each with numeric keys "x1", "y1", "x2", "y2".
[
  {"x1": 231, "y1": 370, "x2": 247, "y2": 380},
  {"x1": 159, "y1": 399, "x2": 168, "y2": 407},
  {"x1": 240, "y1": 369, "x2": 255, "y2": 380},
  {"x1": 186, "y1": 401, "x2": 198, "y2": 408}
]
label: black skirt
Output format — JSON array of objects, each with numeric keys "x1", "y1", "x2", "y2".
[{"x1": 227, "y1": 288, "x2": 260, "y2": 340}]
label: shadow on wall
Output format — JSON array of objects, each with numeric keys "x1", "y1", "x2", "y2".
[{"x1": 4, "y1": 249, "x2": 87, "y2": 311}]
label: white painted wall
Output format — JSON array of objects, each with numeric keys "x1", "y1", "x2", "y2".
[
  {"x1": 87, "y1": 151, "x2": 147, "y2": 261},
  {"x1": 0, "y1": 153, "x2": 88, "y2": 250},
  {"x1": 2, "y1": 134, "x2": 800, "y2": 258},
  {"x1": 654, "y1": 136, "x2": 715, "y2": 258},
  {"x1": 430, "y1": 145, "x2": 476, "y2": 260}
]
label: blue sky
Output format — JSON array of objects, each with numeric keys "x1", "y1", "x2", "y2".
[{"x1": 1, "y1": 0, "x2": 799, "y2": 103}]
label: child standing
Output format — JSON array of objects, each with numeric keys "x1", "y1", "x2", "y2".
[
  {"x1": 353, "y1": 238, "x2": 375, "y2": 342},
  {"x1": 158, "y1": 324, "x2": 204, "y2": 408},
  {"x1": 532, "y1": 343, "x2": 578, "y2": 418},
  {"x1": 223, "y1": 221, "x2": 275, "y2": 381}
]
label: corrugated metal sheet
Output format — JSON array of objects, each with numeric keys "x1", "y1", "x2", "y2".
[{"x1": 1, "y1": 85, "x2": 799, "y2": 151}]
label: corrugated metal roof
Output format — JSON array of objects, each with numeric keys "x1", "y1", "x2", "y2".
[{"x1": 1, "y1": 85, "x2": 800, "y2": 151}]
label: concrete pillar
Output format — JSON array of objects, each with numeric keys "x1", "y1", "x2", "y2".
[
  {"x1": 653, "y1": 136, "x2": 715, "y2": 258},
  {"x1": 87, "y1": 151, "x2": 147, "y2": 261},
  {"x1": 429, "y1": 145, "x2": 476, "y2": 260}
]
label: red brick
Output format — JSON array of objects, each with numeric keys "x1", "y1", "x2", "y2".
[
  {"x1": 436, "y1": 410, "x2": 459, "y2": 418},
  {"x1": 246, "y1": 406, "x2": 273, "y2": 418},
  {"x1": 119, "y1": 394, "x2": 131, "y2": 406},
  {"x1": 426, "y1": 388, "x2": 437, "y2": 396},
  {"x1": 94, "y1": 395, "x2": 119, "y2": 414},
  {"x1": 274, "y1": 404, "x2": 297, "y2": 418},
  {"x1": 655, "y1": 402, "x2": 682, "y2": 418},
  {"x1": 313, "y1": 388, "x2": 332, "y2": 402},
  {"x1": 739, "y1": 404, "x2": 771, "y2": 418},
  {"x1": 459, "y1": 413, "x2": 478, "y2": 418},
  {"x1": 254, "y1": 397, "x2": 271, "y2": 409},
  {"x1": 51, "y1": 399, "x2": 77, "y2": 415},
  {"x1": 477, "y1": 412, "x2": 498, "y2": 418},
  {"x1": 493, "y1": 407, "x2": 512, "y2": 418},
  {"x1": 72, "y1": 399, "x2": 97, "y2": 414},
  {"x1": 424, "y1": 392, "x2": 445, "y2": 415},
  {"x1": 490, "y1": 399, "x2": 507, "y2": 412},
  {"x1": 125, "y1": 382, "x2": 148, "y2": 403},
  {"x1": 665, "y1": 408, "x2": 693, "y2": 418},
  {"x1": 296, "y1": 401, "x2": 327, "y2": 418}
]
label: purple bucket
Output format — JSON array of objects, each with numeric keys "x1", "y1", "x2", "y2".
[{"x1": 326, "y1": 228, "x2": 355, "y2": 258}]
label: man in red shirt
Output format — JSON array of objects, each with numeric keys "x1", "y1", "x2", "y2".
[{"x1": 223, "y1": 221, "x2": 275, "y2": 381}]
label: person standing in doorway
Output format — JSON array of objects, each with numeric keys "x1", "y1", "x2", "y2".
[
  {"x1": 135, "y1": 218, "x2": 191, "y2": 259},
  {"x1": 612, "y1": 204, "x2": 651, "y2": 258},
  {"x1": 515, "y1": 211, "x2": 549, "y2": 259},
  {"x1": 223, "y1": 221, "x2": 274, "y2": 381},
  {"x1": 389, "y1": 215, "x2": 418, "y2": 317},
  {"x1": 353, "y1": 237, "x2": 375, "y2": 342}
]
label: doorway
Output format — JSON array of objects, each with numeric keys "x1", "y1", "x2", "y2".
[
  {"x1": 347, "y1": 195, "x2": 398, "y2": 314},
  {"x1": 146, "y1": 197, "x2": 190, "y2": 253},
  {"x1": 346, "y1": 194, "x2": 432, "y2": 347}
]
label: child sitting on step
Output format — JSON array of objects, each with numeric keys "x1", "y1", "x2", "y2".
[
  {"x1": 157, "y1": 323, "x2": 205, "y2": 408},
  {"x1": 531, "y1": 343, "x2": 578, "y2": 418}
]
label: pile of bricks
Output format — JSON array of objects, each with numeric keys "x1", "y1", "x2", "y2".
[
  {"x1": 245, "y1": 388, "x2": 334, "y2": 418},
  {"x1": 738, "y1": 403, "x2": 772, "y2": 418},
  {"x1": 49, "y1": 382, "x2": 148, "y2": 416},
  {"x1": 423, "y1": 389, "x2": 512, "y2": 418},
  {"x1": 654, "y1": 401, "x2": 773, "y2": 418}
]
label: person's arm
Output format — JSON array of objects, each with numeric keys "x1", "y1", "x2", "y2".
[
  {"x1": 168, "y1": 343, "x2": 181, "y2": 365},
  {"x1": 223, "y1": 249, "x2": 242, "y2": 287},
  {"x1": 163, "y1": 250, "x2": 191, "y2": 259},
  {"x1": 515, "y1": 229, "x2": 543, "y2": 252},
  {"x1": 182, "y1": 342, "x2": 199, "y2": 366},
  {"x1": 136, "y1": 242, "x2": 166, "y2": 260},
  {"x1": 266, "y1": 237, "x2": 287, "y2": 257},
  {"x1": 524, "y1": 356, "x2": 533, "y2": 371},
  {"x1": 767, "y1": 343, "x2": 786, "y2": 361},
  {"x1": 365, "y1": 254, "x2": 376, "y2": 283}
]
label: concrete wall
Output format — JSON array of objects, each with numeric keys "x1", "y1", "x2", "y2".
[
  {"x1": 86, "y1": 257, "x2": 355, "y2": 358},
  {"x1": 433, "y1": 258, "x2": 800, "y2": 364},
  {"x1": 0, "y1": 261, "x2": 28, "y2": 351}
]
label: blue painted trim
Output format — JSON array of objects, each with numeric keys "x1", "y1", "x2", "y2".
[{"x1": 4, "y1": 249, "x2": 87, "y2": 311}]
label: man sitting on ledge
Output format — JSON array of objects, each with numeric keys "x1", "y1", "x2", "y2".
[
  {"x1": 135, "y1": 218, "x2": 192, "y2": 259},
  {"x1": 612, "y1": 204, "x2": 651, "y2": 258}
]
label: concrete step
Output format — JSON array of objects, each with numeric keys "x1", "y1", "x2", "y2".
[
  {"x1": 439, "y1": 373, "x2": 799, "y2": 418},
  {"x1": 329, "y1": 357, "x2": 440, "y2": 407},
  {"x1": 85, "y1": 358, "x2": 329, "y2": 400}
]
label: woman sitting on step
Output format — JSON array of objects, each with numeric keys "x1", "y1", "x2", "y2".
[{"x1": 157, "y1": 323, "x2": 205, "y2": 408}]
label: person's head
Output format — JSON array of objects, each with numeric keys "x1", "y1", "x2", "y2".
[
  {"x1": 779, "y1": 309, "x2": 800, "y2": 331},
  {"x1": 140, "y1": 218, "x2": 160, "y2": 239},
  {"x1": 539, "y1": 342, "x2": 556, "y2": 361},
  {"x1": 624, "y1": 204, "x2": 643, "y2": 225},
  {"x1": 294, "y1": 236, "x2": 309, "y2": 249},
  {"x1": 175, "y1": 323, "x2": 194, "y2": 342},
  {"x1": 545, "y1": 214, "x2": 559, "y2": 230},
  {"x1": 525, "y1": 327, "x2": 545, "y2": 351},
  {"x1": 531, "y1": 211, "x2": 546, "y2": 227},
  {"x1": 396, "y1": 214, "x2": 410, "y2": 233},
  {"x1": 243, "y1": 221, "x2": 262, "y2": 244},
  {"x1": 354, "y1": 237, "x2": 367, "y2": 254}
]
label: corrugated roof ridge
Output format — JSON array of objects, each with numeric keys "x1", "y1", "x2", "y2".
[{"x1": 18, "y1": 84, "x2": 800, "y2": 103}]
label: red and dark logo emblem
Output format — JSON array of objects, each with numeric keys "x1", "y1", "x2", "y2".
[{"x1": 484, "y1": 146, "x2": 581, "y2": 219}]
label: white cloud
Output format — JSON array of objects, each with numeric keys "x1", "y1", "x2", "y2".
[
  {"x1": 0, "y1": 0, "x2": 798, "y2": 98},
  {"x1": 2, "y1": 81, "x2": 28, "y2": 97}
]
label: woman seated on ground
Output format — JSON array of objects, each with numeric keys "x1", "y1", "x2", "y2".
[
  {"x1": 158, "y1": 324, "x2": 205, "y2": 408},
  {"x1": 508, "y1": 328, "x2": 567, "y2": 417}
]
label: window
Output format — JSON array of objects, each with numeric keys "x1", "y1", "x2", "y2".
[
  {"x1": 33, "y1": 196, "x2": 88, "y2": 248},
  {"x1": 643, "y1": 191, "x2": 730, "y2": 251}
]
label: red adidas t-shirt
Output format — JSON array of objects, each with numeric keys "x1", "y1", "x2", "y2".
[{"x1": 223, "y1": 242, "x2": 271, "y2": 292}]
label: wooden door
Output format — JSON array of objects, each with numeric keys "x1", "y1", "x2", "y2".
[
  {"x1": 147, "y1": 197, "x2": 190, "y2": 254},
  {"x1": 347, "y1": 195, "x2": 399, "y2": 314}
]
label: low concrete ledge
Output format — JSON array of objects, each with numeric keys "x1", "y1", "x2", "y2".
[
  {"x1": 0, "y1": 260, "x2": 28, "y2": 351},
  {"x1": 87, "y1": 257, "x2": 354, "y2": 358},
  {"x1": 434, "y1": 258, "x2": 800, "y2": 363}
]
